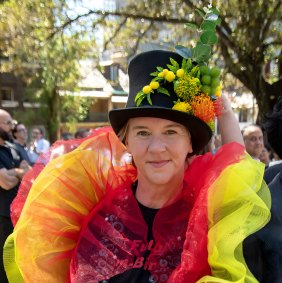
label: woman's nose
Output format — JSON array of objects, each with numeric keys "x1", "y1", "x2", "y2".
[{"x1": 147, "y1": 136, "x2": 166, "y2": 152}]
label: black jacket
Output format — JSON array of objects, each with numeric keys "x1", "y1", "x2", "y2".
[{"x1": 244, "y1": 169, "x2": 282, "y2": 283}]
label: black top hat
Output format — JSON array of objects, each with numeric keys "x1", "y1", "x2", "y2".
[{"x1": 109, "y1": 50, "x2": 213, "y2": 155}]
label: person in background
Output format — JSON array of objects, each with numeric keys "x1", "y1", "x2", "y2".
[
  {"x1": 12, "y1": 123, "x2": 32, "y2": 166},
  {"x1": 264, "y1": 97, "x2": 282, "y2": 184},
  {"x1": 74, "y1": 128, "x2": 90, "y2": 139},
  {"x1": 28, "y1": 127, "x2": 50, "y2": 165},
  {"x1": 242, "y1": 124, "x2": 264, "y2": 160},
  {"x1": 259, "y1": 144, "x2": 273, "y2": 169},
  {"x1": 0, "y1": 109, "x2": 30, "y2": 283},
  {"x1": 62, "y1": 132, "x2": 74, "y2": 141},
  {"x1": 255, "y1": 96, "x2": 282, "y2": 282}
]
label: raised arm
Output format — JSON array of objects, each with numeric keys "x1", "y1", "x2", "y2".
[{"x1": 217, "y1": 95, "x2": 244, "y2": 146}]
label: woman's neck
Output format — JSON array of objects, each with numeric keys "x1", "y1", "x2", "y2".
[{"x1": 135, "y1": 178, "x2": 184, "y2": 209}]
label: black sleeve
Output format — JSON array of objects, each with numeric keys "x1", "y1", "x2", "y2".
[
  {"x1": 264, "y1": 164, "x2": 282, "y2": 184},
  {"x1": 256, "y1": 172, "x2": 282, "y2": 282}
]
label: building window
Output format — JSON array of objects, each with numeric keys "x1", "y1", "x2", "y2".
[
  {"x1": 0, "y1": 87, "x2": 14, "y2": 101},
  {"x1": 110, "y1": 65, "x2": 118, "y2": 81}
]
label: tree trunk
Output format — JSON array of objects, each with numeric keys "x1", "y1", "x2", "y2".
[{"x1": 46, "y1": 87, "x2": 60, "y2": 144}]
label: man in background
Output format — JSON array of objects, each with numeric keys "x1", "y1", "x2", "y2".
[
  {"x1": 0, "y1": 109, "x2": 30, "y2": 282},
  {"x1": 12, "y1": 122, "x2": 32, "y2": 166},
  {"x1": 242, "y1": 124, "x2": 264, "y2": 160}
]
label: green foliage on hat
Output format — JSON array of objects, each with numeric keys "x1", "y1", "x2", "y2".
[{"x1": 175, "y1": 5, "x2": 221, "y2": 65}]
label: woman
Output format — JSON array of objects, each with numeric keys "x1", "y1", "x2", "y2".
[
  {"x1": 259, "y1": 144, "x2": 272, "y2": 168},
  {"x1": 4, "y1": 50, "x2": 270, "y2": 283}
]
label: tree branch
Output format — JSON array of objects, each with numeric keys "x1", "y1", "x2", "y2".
[
  {"x1": 260, "y1": 1, "x2": 282, "y2": 42},
  {"x1": 262, "y1": 41, "x2": 282, "y2": 49},
  {"x1": 129, "y1": 21, "x2": 154, "y2": 57},
  {"x1": 103, "y1": 17, "x2": 128, "y2": 51},
  {"x1": 219, "y1": 39, "x2": 252, "y2": 91},
  {"x1": 52, "y1": 8, "x2": 189, "y2": 40},
  {"x1": 47, "y1": 11, "x2": 108, "y2": 40}
]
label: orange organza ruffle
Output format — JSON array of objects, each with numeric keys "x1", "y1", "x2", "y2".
[{"x1": 4, "y1": 128, "x2": 270, "y2": 283}]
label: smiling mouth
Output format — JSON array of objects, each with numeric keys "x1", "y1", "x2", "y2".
[{"x1": 148, "y1": 160, "x2": 169, "y2": 168}]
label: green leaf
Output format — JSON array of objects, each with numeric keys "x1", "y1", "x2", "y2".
[
  {"x1": 167, "y1": 64, "x2": 177, "y2": 73},
  {"x1": 201, "y1": 20, "x2": 217, "y2": 31},
  {"x1": 175, "y1": 45, "x2": 192, "y2": 59},
  {"x1": 147, "y1": 93, "x2": 152, "y2": 105},
  {"x1": 206, "y1": 13, "x2": 219, "y2": 21},
  {"x1": 136, "y1": 97, "x2": 143, "y2": 106},
  {"x1": 173, "y1": 80, "x2": 178, "y2": 90},
  {"x1": 192, "y1": 43, "x2": 211, "y2": 63},
  {"x1": 134, "y1": 91, "x2": 145, "y2": 102},
  {"x1": 215, "y1": 17, "x2": 222, "y2": 26},
  {"x1": 157, "y1": 66, "x2": 163, "y2": 72},
  {"x1": 184, "y1": 22, "x2": 198, "y2": 30},
  {"x1": 200, "y1": 31, "x2": 218, "y2": 45},
  {"x1": 182, "y1": 58, "x2": 192, "y2": 70},
  {"x1": 169, "y1": 57, "x2": 179, "y2": 69},
  {"x1": 190, "y1": 65, "x2": 199, "y2": 77},
  {"x1": 157, "y1": 87, "x2": 170, "y2": 96},
  {"x1": 155, "y1": 77, "x2": 163, "y2": 82},
  {"x1": 150, "y1": 71, "x2": 159, "y2": 76},
  {"x1": 208, "y1": 7, "x2": 220, "y2": 15},
  {"x1": 195, "y1": 8, "x2": 205, "y2": 18}
]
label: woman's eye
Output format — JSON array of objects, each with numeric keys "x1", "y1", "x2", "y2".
[
  {"x1": 136, "y1": 131, "x2": 150, "y2": 136},
  {"x1": 164, "y1": 130, "x2": 177, "y2": 135}
]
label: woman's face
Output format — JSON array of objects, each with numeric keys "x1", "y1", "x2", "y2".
[{"x1": 126, "y1": 117, "x2": 192, "y2": 186}]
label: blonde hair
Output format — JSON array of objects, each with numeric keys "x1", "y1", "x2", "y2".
[{"x1": 117, "y1": 121, "x2": 129, "y2": 144}]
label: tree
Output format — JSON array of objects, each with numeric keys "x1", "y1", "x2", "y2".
[
  {"x1": 0, "y1": 0, "x2": 94, "y2": 142},
  {"x1": 1, "y1": 0, "x2": 281, "y2": 127},
  {"x1": 50, "y1": 0, "x2": 281, "y2": 122}
]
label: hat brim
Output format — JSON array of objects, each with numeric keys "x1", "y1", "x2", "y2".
[{"x1": 109, "y1": 106, "x2": 212, "y2": 155}]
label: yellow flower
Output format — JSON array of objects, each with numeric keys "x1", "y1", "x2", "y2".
[
  {"x1": 172, "y1": 101, "x2": 192, "y2": 113},
  {"x1": 215, "y1": 83, "x2": 222, "y2": 97},
  {"x1": 192, "y1": 78, "x2": 200, "y2": 84},
  {"x1": 162, "y1": 69, "x2": 169, "y2": 75},
  {"x1": 207, "y1": 120, "x2": 215, "y2": 132},
  {"x1": 158, "y1": 72, "x2": 164, "y2": 78},
  {"x1": 175, "y1": 74, "x2": 201, "y2": 101},
  {"x1": 149, "y1": 81, "x2": 160, "y2": 90},
  {"x1": 165, "y1": 71, "x2": 176, "y2": 82},
  {"x1": 143, "y1": 85, "x2": 152, "y2": 94},
  {"x1": 176, "y1": 69, "x2": 184, "y2": 78}
]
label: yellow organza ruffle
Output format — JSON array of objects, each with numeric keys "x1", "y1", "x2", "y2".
[{"x1": 197, "y1": 154, "x2": 270, "y2": 283}]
